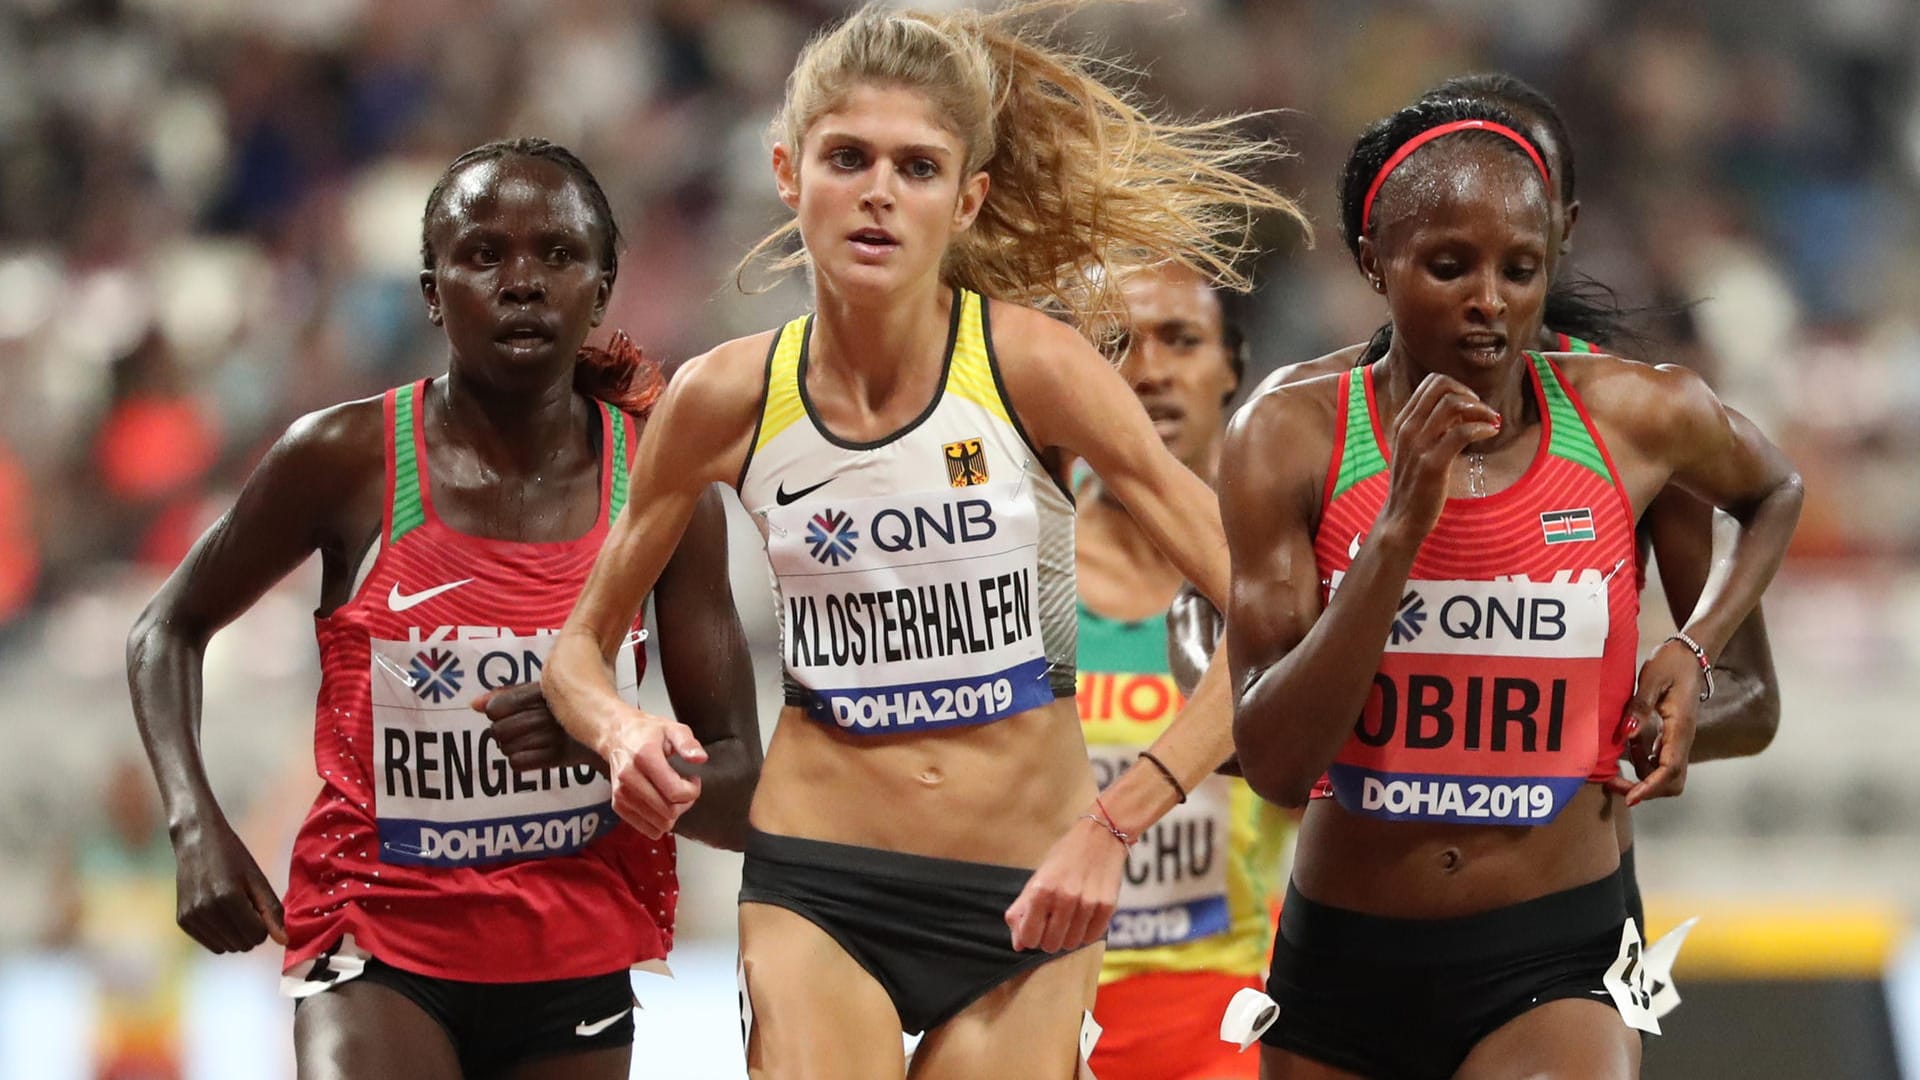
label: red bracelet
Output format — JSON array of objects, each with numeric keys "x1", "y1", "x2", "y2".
[{"x1": 1082, "y1": 796, "x2": 1134, "y2": 848}]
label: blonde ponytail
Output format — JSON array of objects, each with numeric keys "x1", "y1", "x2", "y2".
[{"x1": 740, "y1": 2, "x2": 1308, "y2": 332}]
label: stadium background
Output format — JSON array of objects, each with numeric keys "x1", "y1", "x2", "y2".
[{"x1": 0, "y1": 0, "x2": 1915, "y2": 1076}]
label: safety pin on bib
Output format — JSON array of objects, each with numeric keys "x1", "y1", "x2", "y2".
[
  {"x1": 372, "y1": 651, "x2": 419, "y2": 688},
  {"x1": 1593, "y1": 557, "x2": 1629, "y2": 597}
]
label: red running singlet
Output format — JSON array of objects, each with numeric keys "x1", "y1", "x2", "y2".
[
  {"x1": 283, "y1": 380, "x2": 674, "y2": 983},
  {"x1": 1310, "y1": 355, "x2": 1638, "y2": 826}
]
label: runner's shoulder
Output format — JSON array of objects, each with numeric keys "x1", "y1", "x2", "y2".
[
  {"x1": 273, "y1": 394, "x2": 388, "y2": 489},
  {"x1": 661, "y1": 330, "x2": 781, "y2": 429},
  {"x1": 1548, "y1": 350, "x2": 1718, "y2": 445},
  {"x1": 1233, "y1": 364, "x2": 1343, "y2": 444},
  {"x1": 1255, "y1": 343, "x2": 1369, "y2": 396}
]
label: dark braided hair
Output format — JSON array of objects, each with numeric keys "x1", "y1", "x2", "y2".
[
  {"x1": 1215, "y1": 286, "x2": 1248, "y2": 400},
  {"x1": 420, "y1": 138, "x2": 660, "y2": 415}
]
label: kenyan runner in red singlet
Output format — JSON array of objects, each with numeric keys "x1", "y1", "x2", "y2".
[
  {"x1": 1178, "y1": 74, "x2": 1782, "y2": 952},
  {"x1": 1222, "y1": 97, "x2": 1801, "y2": 1080},
  {"x1": 281, "y1": 379, "x2": 668, "y2": 982},
  {"x1": 128, "y1": 140, "x2": 759, "y2": 1080},
  {"x1": 1076, "y1": 267, "x2": 1289, "y2": 1080},
  {"x1": 1310, "y1": 353, "x2": 1639, "y2": 824}
]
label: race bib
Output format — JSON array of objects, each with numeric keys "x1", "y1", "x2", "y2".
[
  {"x1": 1219, "y1": 987, "x2": 1280, "y2": 1050},
  {"x1": 1326, "y1": 573, "x2": 1611, "y2": 826},
  {"x1": 737, "y1": 954, "x2": 754, "y2": 1051},
  {"x1": 1078, "y1": 1010, "x2": 1102, "y2": 1063},
  {"x1": 762, "y1": 484, "x2": 1053, "y2": 734},
  {"x1": 1603, "y1": 919, "x2": 1662, "y2": 1034},
  {"x1": 1089, "y1": 746, "x2": 1231, "y2": 949},
  {"x1": 369, "y1": 627, "x2": 638, "y2": 868},
  {"x1": 1645, "y1": 916, "x2": 1699, "y2": 1020}
]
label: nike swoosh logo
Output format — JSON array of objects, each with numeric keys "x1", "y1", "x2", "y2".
[
  {"x1": 774, "y1": 477, "x2": 835, "y2": 506},
  {"x1": 387, "y1": 579, "x2": 473, "y2": 611},
  {"x1": 575, "y1": 1009, "x2": 629, "y2": 1037}
]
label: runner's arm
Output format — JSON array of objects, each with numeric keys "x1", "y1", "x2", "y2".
[
  {"x1": 127, "y1": 401, "x2": 382, "y2": 951},
  {"x1": 1642, "y1": 486, "x2": 1778, "y2": 761},
  {"x1": 992, "y1": 306, "x2": 1232, "y2": 951},
  {"x1": 547, "y1": 344, "x2": 760, "y2": 836},
  {"x1": 653, "y1": 484, "x2": 762, "y2": 851},
  {"x1": 997, "y1": 306, "x2": 1230, "y2": 828},
  {"x1": 1600, "y1": 368, "x2": 1801, "y2": 801},
  {"x1": 1638, "y1": 387, "x2": 1800, "y2": 666},
  {"x1": 1219, "y1": 390, "x2": 1370, "y2": 807}
]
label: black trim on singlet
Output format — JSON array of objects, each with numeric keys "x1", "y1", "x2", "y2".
[
  {"x1": 978, "y1": 297, "x2": 1075, "y2": 504},
  {"x1": 794, "y1": 285, "x2": 963, "y2": 452},
  {"x1": 734, "y1": 330, "x2": 785, "y2": 491}
]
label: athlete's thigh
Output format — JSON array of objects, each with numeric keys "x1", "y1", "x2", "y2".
[
  {"x1": 295, "y1": 979, "x2": 462, "y2": 1080},
  {"x1": 739, "y1": 900, "x2": 907, "y2": 1080},
  {"x1": 1453, "y1": 998, "x2": 1639, "y2": 1080},
  {"x1": 502, "y1": 1046, "x2": 631, "y2": 1080},
  {"x1": 1258, "y1": 1046, "x2": 1367, "y2": 1080},
  {"x1": 907, "y1": 945, "x2": 1101, "y2": 1080}
]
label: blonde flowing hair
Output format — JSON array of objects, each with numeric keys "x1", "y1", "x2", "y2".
[{"x1": 738, "y1": 1, "x2": 1309, "y2": 333}]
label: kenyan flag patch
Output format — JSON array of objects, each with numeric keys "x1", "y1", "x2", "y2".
[{"x1": 1540, "y1": 508, "x2": 1596, "y2": 544}]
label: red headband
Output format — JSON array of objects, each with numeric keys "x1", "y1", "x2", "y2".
[{"x1": 1360, "y1": 119, "x2": 1551, "y2": 234}]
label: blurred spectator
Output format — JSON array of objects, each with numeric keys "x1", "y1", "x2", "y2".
[
  {"x1": 89, "y1": 330, "x2": 220, "y2": 571},
  {"x1": 0, "y1": 0, "x2": 1905, "y2": 587},
  {"x1": 45, "y1": 758, "x2": 191, "y2": 1080},
  {"x1": 0, "y1": 440, "x2": 37, "y2": 628}
]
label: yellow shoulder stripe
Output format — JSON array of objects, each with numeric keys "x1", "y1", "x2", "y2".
[
  {"x1": 944, "y1": 290, "x2": 1010, "y2": 426},
  {"x1": 755, "y1": 315, "x2": 810, "y2": 454}
]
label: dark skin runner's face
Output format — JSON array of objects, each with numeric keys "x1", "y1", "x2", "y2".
[
  {"x1": 421, "y1": 155, "x2": 612, "y2": 393},
  {"x1": 1359, "y1": 142, "x2": 1554, "y2": 394},
  {"x1": 413, "y1": 155, "x2": 618, "y2": 547},
  {"x1": 1109, "y1": 265, "x2": 1238, "y2": 476}
]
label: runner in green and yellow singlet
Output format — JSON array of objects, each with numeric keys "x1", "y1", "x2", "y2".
[{"x1": 1077, "y1": 265, "x2": 1288, "y2": 1080}]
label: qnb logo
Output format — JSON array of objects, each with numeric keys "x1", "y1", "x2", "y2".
[
  {"x1": 806, "y1": 508, "x2": 860, "y2": 566},
  {"x1": 1390, "y1": 591, "x2": 1427, "y2": 645},
  {"x1": 408, "y1": 648, "x2": 465, "y2": 703}
]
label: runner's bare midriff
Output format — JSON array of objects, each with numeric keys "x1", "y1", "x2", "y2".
[
  {"x1": 1290, "y1": 784, "x2": 1624, "y2": 918},
  {"x1": 748, "y1": 697, "x2": 1096, "y2": 867}
]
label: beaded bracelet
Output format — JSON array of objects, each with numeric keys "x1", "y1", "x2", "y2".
[{"x1": 1664, "y1": 632, "x2": 1715, "y2": 703}]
